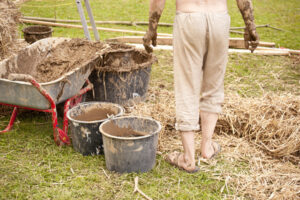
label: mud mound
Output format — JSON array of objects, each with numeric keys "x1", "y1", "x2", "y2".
[
  {"x1": 0, "y1": 0, "x2": 21, "y2": 60},
  {"x1": 1, "y1": 38, "x2": 154, "y2": 83},
  {"x1": 33, "y1": 39, "x2": 144, "y2": 82},
  {"x1": 100, "y1": 49, "x2": 155, "y2": 72},
  {"x1": 34, "y1": 39, "x2": 105, "y2": 82}
]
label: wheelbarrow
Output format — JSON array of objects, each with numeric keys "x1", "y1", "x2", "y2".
[{"x1": 0, "y1": 38, "x2": 99, "y2": 146}]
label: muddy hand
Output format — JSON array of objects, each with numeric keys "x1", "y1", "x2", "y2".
[
  {"x1": 143, "y1": 30, "x2": 157, "y2": 53},
  {"x1": 244, "y1": 27, "x2": 259, "y2": 53}
]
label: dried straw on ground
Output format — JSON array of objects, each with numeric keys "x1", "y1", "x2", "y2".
[
  {"x1": 129, "y1": 86, "x2": 300, "y2": 199},
  {"x1": 0, "y1": 0, "x2": 21, "y2": 60},
  {"x1": 218, "y1": 93, "x2": 300, "y2": 164}
]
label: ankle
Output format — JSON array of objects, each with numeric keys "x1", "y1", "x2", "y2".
[
  {"x1": 201, "y1": 135, "x2": 212, "y2": 142},
  {"x1": 201, "y1": 143, "x2": 214, "y2": 159}
]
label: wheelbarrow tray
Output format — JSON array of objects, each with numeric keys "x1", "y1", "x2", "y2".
[{"x1": 0, "y1": 38, "x2": 98, "y2": 110}]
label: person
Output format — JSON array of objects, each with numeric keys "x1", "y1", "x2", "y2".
[{"x1": 143, "y1": 0, "x2": 259, "y2": 173}]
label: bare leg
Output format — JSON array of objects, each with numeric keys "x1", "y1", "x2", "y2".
[
  {"x1": 180, "y1": 131, "x2": 196, "y2": 170},
  {"x1": 200, "y1": 111, "x2": 218, "y2": 158}
]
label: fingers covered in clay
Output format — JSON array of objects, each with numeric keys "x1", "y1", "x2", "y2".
[
  {"x1": 143, "y1": 11, "x2": 161, "y2": 53},
  {"x1": 143, "y1": 31, "x2": 154, "y2": 53},
  {"x1": 236, "y1": 0, "x2": 259, "y2": 52},
  {"x1": 244, "y1": 27, "x2": 259, "y2": 52}
]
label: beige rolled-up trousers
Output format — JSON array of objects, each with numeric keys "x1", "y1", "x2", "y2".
[{"x1": 173, "y1": 11, "x2": 230, "y2": 131}]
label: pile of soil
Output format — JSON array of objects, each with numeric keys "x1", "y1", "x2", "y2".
[
  {"x1": 100, "y1": 48, "x2": 155, "y2": 72},
  {"x1": 72, "y1": 107, "x2": 116, "y2": 121},
  {"x1": 1, "y1": 38, "x2": 153, "y2": 83},
  {"x1": 102, "y1": 121, "x2": 149, "y2": 137},
  {"x1": 0, "y1": 0, "x2": 21, "y2": 60},
  {"x1": 34, "y1": 39, "x2": 105, "y2": 82}
]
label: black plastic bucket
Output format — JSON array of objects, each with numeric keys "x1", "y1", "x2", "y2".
[
  {"x1": 67, "y1": 102, "x2": 124, "y2": 156},
  {"x1": 99, "y1": 116, "x2": 161, "y2": 173},
  {"x1": 22, "y1": 25, "x2": 53, "y2": 44},
  {"x1": 87, "y1": 49, "x2": 156, "y2": 106}
]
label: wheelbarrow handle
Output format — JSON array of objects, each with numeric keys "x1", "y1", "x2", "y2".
[
  {"x1": 8, "y1": 73, "x2": 63, "y2": 145},
  {"x1": 8, "y1": 73, "x2": 35, "y2": 82}
]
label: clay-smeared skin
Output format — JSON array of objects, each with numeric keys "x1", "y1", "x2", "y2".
[
  {"x1": 143, "y1": 11, "x2": 161, "y2": 53},
  {"x1": 236, "y1": 0, "x2": 259, "y2": 52}
]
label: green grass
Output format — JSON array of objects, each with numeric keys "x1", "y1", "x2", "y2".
[
  {"x1": 0, "y1": 113, "x2": 227, "y2": 199},
  {"x1": 20, "y1": 0, "x2": 300, "y2": 49},
  {"x1": 151, "y1": 51, "x2": 300, "y2": 97}
]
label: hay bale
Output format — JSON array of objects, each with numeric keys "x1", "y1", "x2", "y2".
[
  {"x1": 0, "y1": 0, "x2": 21, "y2": 60},
  {"x1": 218, "y1": 93, "x2": 300, "y2": 164}
]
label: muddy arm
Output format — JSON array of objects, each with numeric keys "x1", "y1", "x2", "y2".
[
  {"x1": 236, "y1": 0, "x2": 259, "y2": 52},
  {"x1": 143, "y1": 0, "x2": 166, "y2": 53}
]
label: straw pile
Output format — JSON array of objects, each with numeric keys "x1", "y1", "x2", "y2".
[
  {"x1": 0, "y1": 0, "x2": 25, "y2": 116},
  {"x1": 0, "y1": 0, "x2": 21, "y2": 60},
  {"x1": 128, "y1": 85, "x2": 300, "y2": 199},
  {"x1": 218, "y1": 93, "x2": 300, "y2": 164}
]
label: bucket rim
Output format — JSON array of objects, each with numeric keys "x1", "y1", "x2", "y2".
[
  {"x1": 99, "y1": 116, "x2": 161, "y2": 140},
  {"x1": 22, "y1": 25, "x2": 53, "y2": 35},
  {"x1": 66, "y1": 101, "x2": 124, "y2": 124}
]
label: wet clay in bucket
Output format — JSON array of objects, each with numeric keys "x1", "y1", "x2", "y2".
[
  {"x1": 72, "y1": 107, "x2": 116, "y2": 122},
  {"x1": 101, "y1": 121, "x2": 148, "y2": 137},
  {"x1": 67, "y1": 102, "x2": 124, "y2": 156}
]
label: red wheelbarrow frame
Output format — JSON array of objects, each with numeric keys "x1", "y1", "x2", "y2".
[{"x1": 0, "y1": 77, "x2": 93, "y2": 146}]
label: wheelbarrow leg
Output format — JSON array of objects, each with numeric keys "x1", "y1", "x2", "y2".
[
  {"x1": 63, "y1": 80, "x2": 93, "y2": 137},
  {"x1": 0, "y1": 107, "x2": 18, "y2": 134},
  {"x1": 50, "y1": 106, "x2": 68, "y2": 146},
  {"x1": 11, "y1": 74, "x2": 71, "y2": 146}
]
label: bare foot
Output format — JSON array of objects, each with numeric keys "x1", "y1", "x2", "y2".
[
  {"x1": 166, "y1": 151, "x2": 199, "y2": 173},
  {"x1": 201, "y1": 141, "x2": 221, "y2": 159}
]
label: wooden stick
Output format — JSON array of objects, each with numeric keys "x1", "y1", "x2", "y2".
[
  {"x1": 20, "y1": 19, "x2": 172, "y2": 37},
  {"x1": 254, "y1": 50, "x2": 290, "y2": 56},
  {"x1": 22, "y1": 17, "x2": 287, "y2": 32},
  {"x1": 288, "y1": 49, "x2": 300, "y2": 55},
  {"x1": 107, "y1": 36, "x2": 276, "y2": 48},
  {"x1": 130, "y1": 44, "x2": 292, "y2": 55},
  {"x1": 230, "y1": 24, "x2": 269, "y2": 30},
  {"x1": 133, "y1": 177, "x2": 153, "y2": 200},
  {"x1": 230, "y1": 30, "x2": 244, "y2": 34},
  {"x1": 230, "y1": 24, "x2": 286, "y2": 31},
  {"x1": 22, "y1": 16, "x2": 173, "y2": 27}
]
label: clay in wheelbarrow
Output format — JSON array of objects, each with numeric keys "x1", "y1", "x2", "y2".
[{"x1": 0, "y1": 38, "x2": 104, "y2": 110}]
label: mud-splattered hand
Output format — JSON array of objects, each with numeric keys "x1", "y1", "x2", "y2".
[
  {"x1": 143, "y1": 12, "x2": 161, "y2": 53},
  {"x1": 143, "y1": 30, "x2": 157, "y2": 53},
  {"x1": 236, "y1": 0, "x2": 259, "y2": 53},
  {"x1": 244, "y1": 25, "x2": 259, "y2": 53}
]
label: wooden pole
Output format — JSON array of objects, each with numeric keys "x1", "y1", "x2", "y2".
[
  {"x1": 22, "y1": 17, "x2": 287, "y2": 32},
  {"x1": 20, "y1": 19, "x2": 172, "y2": 37},
  {"x1": 106, "y1": 36, "x2": 276, "y2": 48},
  {"x1": 22, "y1": 16, "x2": 174, "y2": 26}
]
